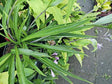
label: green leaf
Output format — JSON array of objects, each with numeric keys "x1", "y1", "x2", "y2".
[
  {"x1": 93, "y1": 14, "x2": 112, "y2": 25},
  {"x1": 34, "y1": 57, "x2": 93, "y2": 84},
  {"x1": 55, "y1": 69, "x2": 73, "y2": 84},
  {"x1": 2, "y1": 0, "x2": 12, "y2": 38},
  {"x1": 8, "y1": 55, "x2": 15, "y2": 84},
  {"x1": 15, "y1": 46, "x2": 26, "y2": 84},
  {"x1": 27, "y1": 0, "x2": 47, "y2": 26},
  {"x1": 29, "y1": 43, "x2": 83, "y2": 54},
  {"x1": 49, "y1": 0, "x2": 63, "y2": 6},
  {"x1": 75, "y1": 54, "x2": 83, "y2": 67},
  {"x1": 15, "y1": 0, "x2": 26, "y2": 6},
  {"x1": 0, "y1": 72, "x2": 9, "y2": 84},
  {"x1": 47, "y1": 6, "x2": 63, "y2": 24},
  {"x1": 0, "y1": 53, "x2": 11, "y2": 67},
  {"x1": 0, "y1": 42, "x2": 10, "y2": 48},
  {"x1": 22, "y1": 19, "x2": 91, "y2": 42},
  {"x1": 18, "y1": 48, "x2": 50, "y2": 57},
  {"x1": 25, "y1": 59, "x2": 45, "y2": 76},
  {"x1": 66, "y1": 0, "x2": 74, "y2": 20},
  {"x1": 0, "y1": 60, "x2": 9, "y2": 73},
  {"x1": 55, "y1": 33, "x2": 95, "y2": 38},
  {"x1": 24, "y1": 68, "x2": 35, "y2": 77},
  {"x1": 19, "y1": 16, "x2": 28, "y2": 39},
  {"x1": 13, "y1": 5, "x2": 19, "y2": 41},
  {"x1": 0, "y1": 32, "x2": 6, "y2": 38}
]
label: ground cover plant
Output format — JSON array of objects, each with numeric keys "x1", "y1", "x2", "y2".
[{"x1": 0, "y1": 0, "x2": 112, "y2": 84}]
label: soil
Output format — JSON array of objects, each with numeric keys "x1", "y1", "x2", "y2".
[{"x1": 0, "y1": 30, "x2": 6, "y2": 57}]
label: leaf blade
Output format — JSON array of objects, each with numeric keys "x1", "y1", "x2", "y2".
[
  {"x1": 28, "y1": 43, "x2": 83, "y2": 54},
  {"x1": 0, "y1": 42, "x2": 10, "y2": 48},
  {"x1": 22, "y1": 19, "x2": 91, "y2": 42},
  {"x1": 93, "y1": 14, "x2": 112, "y2": 25},
  {"x1": 8, "y1": 55, "x2": 15, "y2": 84},
  {"x1": 15, "y1": 46, "x2": 26, "y2": 84},
  {"x1": 18, "y1": 48, "x2": 50, "y2": 57}
]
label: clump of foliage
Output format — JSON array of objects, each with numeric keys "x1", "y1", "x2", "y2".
[
  {"x1": 0, "y1": 0, "x2": 112, "y2": 84},
  {"x1": 94, "y1": 0, "x2": 112, "y2": 11}
]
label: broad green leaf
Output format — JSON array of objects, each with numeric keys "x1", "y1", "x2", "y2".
[
  {"x1": 34, "y1": 57, "x2": 93, "y2": 84},
  {"x1": 0, "y1": 71, "x2": 16, "y2": 84},
  {"x1": 25, "y1": 59, "x2": 45, "y2": 76},
  {"x1": 22, "y1": 19, "x2": 91, "y2": 42},
  {"x1": 0, "y1": 72, "x2": 8, "y2": 84},
  {"x1": 0, "y1": 42, "x2": 10, "y2": 48},
  {"x1": 27, "y1": 0, "x2": 46, "y2": 26},
  {"x1": 49, "y1": 0, "x2": 63, "y2": 6},
  {"x1": 0, "y1": 53, "x2": 11, "y2": 67},
  {"x1": 18, "y1": 48, "x2": 50, "y2": 57},
  {"x1": 28, "y1": 43, "x2": 84, "y2": 54},
  {"x1": 8, "y1": 55, "x2": 15, "y2": 84},
  {"x1": 66, "y1": 0, "x2": 74, "y2": 20},
  {"x1": 93, "y1": 14, "x2": 112, "y2": 25},
  {"x1": 71, "y1": 39, "x2": 92, "y2": 47},
  {"x1": 47, "y1": 6, "x2": 63, "y2": 24},
  {"x1": 15, "y1": 46, "x2": 26, "y2": 84}
]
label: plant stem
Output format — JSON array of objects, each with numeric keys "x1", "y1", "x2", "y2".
[
  {"x1": 30, "y1": 36, "x2": 49, "y2": 43},
  {"x1": 27, "y1": 8, "x2": 47, "y2": 31}
]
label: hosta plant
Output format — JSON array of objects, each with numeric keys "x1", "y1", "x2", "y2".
[{"x1": 0, "y1": 0, "x2": 111, "y2": 84}]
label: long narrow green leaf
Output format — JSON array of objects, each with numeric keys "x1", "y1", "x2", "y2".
[
  {"x1": 0, "y1": 53, "x2": 11, "y2": 66},
  {"x1": 8, "y1": 55, "x2": 15, "y2": 84},
  {"x1": 0, "y1": 59, "x2": 9, "y2": 73},
  {"x1": 0, "y1": 4, "x2": 3, "y2": 14},
  {"x1": 26, "y1": 80, "x2": 33, "y2": 84},
  {"x1": 28, "y1": 43, "x2": 83, "y2": 54},
  {"x1": 34, "y1": 57, "x2": 93, "y2": 84},
  {"x1": 2, "y1": 0, "x2": 12, "y2": 37},
  {"x1": 19, "y1": 16, "x2": 28, "y2": 39},
  {"x1": 58, "y1": 72, "x2": 73, "y2": 84},
  {"x1": 0, "y1": 32, "x2": 7, "y2": 38},
  {"x1": 26, "y1": 59, "x2": 45, "y2": 76},
  {"x1": 18, "y1": 48, "x2": 50, "y2": 57},
  {"x1": 22, "y1": 19, "x2": 91, "y2": 42},
  {"x1": 15, "y1": 46, "x2": 26, "y2": 84},
  {"x1": 0, "y1": 42, "x2": 10, "y2": 48},
  {"x1": 55, "y1": 33, "x2": 96, "y2": 38},
  {"x1": 54, "y1": 69, "x2": 73, "y2": 84},
  {"x1": 13, "y1": 5, "x2": 19, "y2": 41},
  {"x1": 2, "y1": 0, "x2": 12, "y2": 27}
]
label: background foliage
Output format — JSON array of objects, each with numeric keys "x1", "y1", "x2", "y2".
[{"x1": 0, "y1": 0, "x2": 112, "y2": 84}]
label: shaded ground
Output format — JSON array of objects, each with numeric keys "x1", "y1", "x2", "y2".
[{"x1": 56, "y1": 0, "x2": 112, "y2": 84}]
